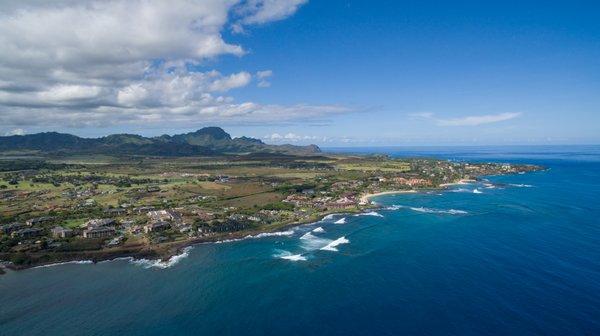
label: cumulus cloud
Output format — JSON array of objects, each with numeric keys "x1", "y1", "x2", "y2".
[
  {"x1": 232, "y1": 0, "x2": 307, "y2": 33},
  {"x1": 0, "y1": 0, "x2": 350, "y2": 129},
  {"x1": 264, "y1": 132, "x2": 325, "y2": 143},
  {"x1": 256, "y1": 70, "x2": 273, "y2": 88},
  {"x1": 413, "y1": 112, "x2": 521, "y2": 126},
  {"x1": 5, "y1": 128, "x2": 25, "y2": 136}
]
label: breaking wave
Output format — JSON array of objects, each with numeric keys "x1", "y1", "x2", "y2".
[
  {"x1": 386, "y1": 205, "x2": 468, "y2": 215},
  {"x1": 473, "y1": 189, "x2": 483, "y2": 194},
  {"x1": 320, "y1": 237, "x2": 350, "y2": 252},
  {"x1": 130, "y1": 247, "x2": 193, "y2": 269},
  {"x1": 35, "y1": 260, "x2": 94, "y2": 268},
  {"x1": 300, "y1": 232, "x2": 333, "y2": 251},
  {"x1": 334, "y1": 217, "x2": 347, "y2": 224},
  {"x1": 273, "y1": 250, "x2": 307, "y2": 261},
  {"x1": 312, "y1": 227, "x2": 325, "y2": 233},
  {"x1": 509, "y1": 183, "x2": 533, "y2": 188},
  {"x1": 354, "y1": 211, "x2": 384, "y2": 217},
  {"x1": 410, "y1": 207, "x2": 468, "y2": 215},
  {"x1": 246, "y1": 230, "x2": 295, "y2": 239}
]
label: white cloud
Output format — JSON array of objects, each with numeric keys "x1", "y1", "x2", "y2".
[
  {"x1": 256, "y1": 70, "x2": 273, "y2": 88},
  {"x1": 0, "y1": 0, "x2": 349, "y2": 129},
  {"x1": 5, "y1": 128, "x2": 25, "y2": 136},
  {"x1": 208, "y1": 72, "x2": 252, "y2": 92},
  {"x1": 234, "y1": 0, "x2": 307, "y2": 26},
  {"x1": 264, "y1": 132, "x2": 325, "y2": 143},
  {"x1": 38, "y1": 85, "x2": 104, "y2": 102},
  {"x1": 413, "y1": 112, "x2": 522, "y2": 126}
]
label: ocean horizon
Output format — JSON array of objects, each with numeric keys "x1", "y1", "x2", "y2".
[{"x1": 1, "y1": 145, "x2": 599, "y2": 335}]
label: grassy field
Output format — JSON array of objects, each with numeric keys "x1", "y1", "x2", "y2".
[{"x1": 0, "y1": 153, "x2": 419, "y2": 223}]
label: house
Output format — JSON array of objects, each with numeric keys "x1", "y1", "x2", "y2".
[
  {"x1": 85, "y1": 218, "x2": 116, "y2": 229},
  {"x1": 83, "y1": 227, "x2": 115, "y2": 239},
  {"x1": 144, "y1": 221, "x2": 170, "y2": 233},
  {"x1": 25, "y1": 216, "x2": 54, "y2": 226},
  {"x1": 326, "y1": 197, "x2": 357, "y2": 209},
  {"x1": 133, "y1": 206, "x2": 155, "y2": 215},
  {"x1": 51, "y1": 226, "x2": 74, "y2": 238},
  {"x1": 147, "y1": 210, "x2": 179, "y2": 222},
  {"x1": 195, "y1": 210, "x2": 215, "y2": 221},
  {"x1": 105, "y1": 208, "x2": 127, "y2": 216},
  {"x1": 11, "y1": 228, "x2": 44, "y2": 238},
  {"x1": 0, "y1": 222, "x2": 25, "y2": 235},
  {"x1": 146, "y1": 185, "x2": 161, "y2": 192}
]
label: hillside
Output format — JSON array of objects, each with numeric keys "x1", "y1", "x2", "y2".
[{"x1": 0, "y1": 127, "x2": 321, "y2": 156}]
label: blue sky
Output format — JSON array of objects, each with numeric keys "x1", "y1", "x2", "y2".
[{"x1": 1, "y1": 0, "x2": 599, "y2": 145}]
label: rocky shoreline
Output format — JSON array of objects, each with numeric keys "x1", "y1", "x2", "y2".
[{"x1": 0, "y1": 169, "x2": 545, "y2": 275}]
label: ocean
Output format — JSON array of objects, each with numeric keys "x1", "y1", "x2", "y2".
[{"x1": 1, "y1": 146, "x2": 599, "y2": 335}]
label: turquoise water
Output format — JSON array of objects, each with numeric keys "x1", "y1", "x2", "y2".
[{"x1": 1, "y1": 146, "x2": 600, "y2": 335}]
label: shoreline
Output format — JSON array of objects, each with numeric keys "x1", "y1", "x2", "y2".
[
  {"x1": 438, "y1": 179, "x2": 478, "y2": 188},
  {"x1": 359, "y1": 190, "x2": 417, "y2": 203},
  {"x1": 0, "y1": 205, "x2": 379, "y2": 274},
  {"x1": 0, "y1": 170, "x2": 542, "y2": 274}
]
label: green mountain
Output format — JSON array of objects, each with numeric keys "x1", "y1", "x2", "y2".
[{"x1": 0, "y1": 127, "x2": 321, "y2": 156}]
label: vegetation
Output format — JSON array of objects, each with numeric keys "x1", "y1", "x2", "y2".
[{"x1": 0, "y1": 146, "x2": 541, "y2": 269}]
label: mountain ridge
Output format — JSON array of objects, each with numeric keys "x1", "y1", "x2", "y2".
[{"x1": 0, "y1": 127, "x2": 321, "y2": 156}]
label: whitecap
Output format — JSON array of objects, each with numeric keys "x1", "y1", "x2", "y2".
[
  {"x1": 322, "y1": 214, "x2": 337, "y2": 221},
  {"x1": 246, "y1": 230, "x2": 295, "y2": 239},
  {"x1": 509, "y1": 183, "x2": 533, "y2": 188},
  {"x1": 300, "y1": 232, "x2": 316, "y2": 240},
  {"x1": 473, "y1": 189, "x2": 483, "y2": 194},
  {"x1": 354, "y1": 211, "x2": 384, "y2": 217},
  {"x1": 334, "y1": 217, "x2": 346, "y2": 224},
  {"x1": 273, "y1": 250, "x2": 307, "y2": 261},
  {"x1": 312, "y1": 227, "x2": 325, "y2": 233},
  {"x1": 35, "y1": 260, "x2": 94, "y2": 268},
  {"x1": 450, "y1": 188, "x2": 470, "y2": 193},
  {"x1": 320, "y1": 237, "x2": 350, "y2": 252},
  {"x1": 299, "y1": 232, "x2": 332, "y2": 251},
  {"x1": 130, "y1": 246, "x2": 192, "y2": 269},
  {"x1": 214, "y1": 238, "x2": 244, "y2": 244},
  {"x1": 447, "y1": 209, "x2": 468, "y2": 215},
  {"x1": 408, "y1": 206, "x2": 468, "y2": 215}
]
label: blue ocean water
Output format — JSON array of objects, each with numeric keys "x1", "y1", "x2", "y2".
[{"x1": 1, "y1": 146, "x2": 600, "y2": 335}]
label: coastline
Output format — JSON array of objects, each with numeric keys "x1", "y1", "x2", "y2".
[
  {"x1": 359, "y1": 190, "x2": 417, "y2": 203},
  {"x1": 438, "y1": 179, "x2": 478, "y2": 188},
  {"x1": 0, "y1": 205, "x2": 379, "y2": 274},
  {"x1": 0, "y1": 171, "x2": 543, "y2": 274}
]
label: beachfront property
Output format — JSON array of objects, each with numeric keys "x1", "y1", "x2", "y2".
[
  {"x1": 11, "y1": 228, "x2": 44, "y2": 239},
  {"x1": 147, "y1": 210, "x2": 179, "y2": 222},
  {"x1": 82, "y1": 227, "x2": 116, "y2": 239},
  {"x1": 144, "y1": 221, "x2": 170, "y2": 233},
  {"x1": 85, "y1": 218, "x2": 116, "y2": 229},
  {"x1": 25, "y1": 216, "x2": 55, "y2": 227},
  {"x1": 51, "y1": 226, "x2": 74, "y2": 239},
  {"x1": 0, "y1": 222, "x2": 25, "y2": 235}
]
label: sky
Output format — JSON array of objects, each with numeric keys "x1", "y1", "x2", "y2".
[{"x1": 0, "y1": 0, "x2": 599, "y2": 146}]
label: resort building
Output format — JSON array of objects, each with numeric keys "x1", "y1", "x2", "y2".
[
  {"x1": 144, "y1": 221, "x2": 170, "y2": 233},
  {"x1": 51, "y1": 226, "x2": 74, "y2": 238},
  {"x1": 86, "y1": 218, "x2": 116, "y2": 229},
  {"x1": 83, "y1": 227, "x2": 116, "y2": 239},
  {"x1": 11, "y1": 228, "x2": 44, "y2": 238}
]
